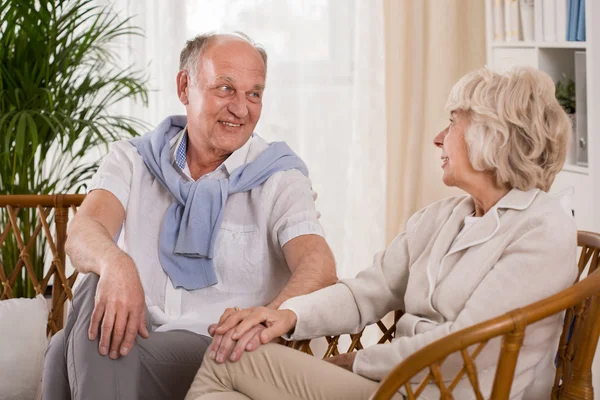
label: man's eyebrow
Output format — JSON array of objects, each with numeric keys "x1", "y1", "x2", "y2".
[
  {"x1": 214, "y1": 75, "x2": 265, "y2": 91},
  {"x1": 215, "y1": 75, "x2": 236, "y2": 84}
]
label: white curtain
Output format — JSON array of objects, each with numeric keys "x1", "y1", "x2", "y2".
[
  {"x1": 384, "y1": 0, "x2": 486, "y2": 241},
  {"x1": 106, "y1": 0, "x2": 387, "y2": 279}
]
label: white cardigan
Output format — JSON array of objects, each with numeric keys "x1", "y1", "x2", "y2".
[{"x1": 280, "y1": 189, "x2": 577, "y2": 399}]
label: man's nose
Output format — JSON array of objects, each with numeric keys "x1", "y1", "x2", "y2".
[{"x1": 227, "y1": 93, "x2": 249, "y2": 119}]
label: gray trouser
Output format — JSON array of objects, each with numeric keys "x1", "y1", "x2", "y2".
[{"x1": 42, "y1": 273, "x2": 211, "y2": 400}]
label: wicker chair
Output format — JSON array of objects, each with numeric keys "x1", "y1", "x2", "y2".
[
  {"x1": 0, "y1": 194, "x2": 84, "y2": 334},
  {"x1": 367, "y1": 230, "x2": 600, "y2": 400}
]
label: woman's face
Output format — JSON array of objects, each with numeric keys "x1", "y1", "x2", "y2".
[{"x1": 433, "y1": 110, "x2": 476, "y2": 189}]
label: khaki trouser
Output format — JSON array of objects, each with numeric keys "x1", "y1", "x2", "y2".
[{"x1": 186, "y1": 342, "x2": 404, "y2": 400}]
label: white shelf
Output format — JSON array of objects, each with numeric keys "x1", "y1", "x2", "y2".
[
  {"x1": 491, "y1": 41, "x2": 537, "y2": 48},
  {"x1": 538, "y1": 41, "x2": 587, "y2": 49},
  {"x1": 491, "y1": 41, "x2": 587, "y2": 49},
  {"x1": 562, "y1": 164, "x2": 589, "y2": 175}
]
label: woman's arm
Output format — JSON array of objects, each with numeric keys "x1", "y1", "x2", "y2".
[
  {"x1": 351, "y1": 219, "x2": 577, "y2": 381},
  {"x1": 215, "y1": 208, "x2": 426, "y2": 342}
]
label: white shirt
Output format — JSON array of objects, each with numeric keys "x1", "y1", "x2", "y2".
[{"x1": 88, "y1": 129, "x2": 325, "y2": 335}]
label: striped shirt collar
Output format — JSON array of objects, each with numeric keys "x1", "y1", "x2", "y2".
[{"x1": 170, "y1": 126, "x2": 254, "y2": 178}]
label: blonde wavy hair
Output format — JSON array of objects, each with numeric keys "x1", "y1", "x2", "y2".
[{"x1": 446, "y1": 67, "x2": 571, "y2": 192}]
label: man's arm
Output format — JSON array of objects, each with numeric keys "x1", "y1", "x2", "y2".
[
  {"x1": 266, "y1": 234, "x2": 337, "y2": 309},
  {"x1": 67, "y1": 189, "x2": 148, "y2": 359},
  {"x1": 67, "y1": 189, "x2": 126, "y2": 274},
  {"x1": 209, "y1": 234, "x2": 337, "y2": 363}
]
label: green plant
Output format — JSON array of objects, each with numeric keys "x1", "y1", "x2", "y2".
[
  {"x1": 0, "y1": 0, "x2": 148, "y2": 297},
  {"x1": 555, "y1": 75, "x2": 576, "y2": 114}
]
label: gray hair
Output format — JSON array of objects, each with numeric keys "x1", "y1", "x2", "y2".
[
  {"x1": 446, "y1": 67, "x2": 571, "y2": 192},
  {"x1": 179, "y1": 32, "x2": 268, "y2": 83}
]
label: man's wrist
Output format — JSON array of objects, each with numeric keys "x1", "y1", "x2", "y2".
[{"x1": 100, "y1": 250, "x2": 131, "y2": 274}]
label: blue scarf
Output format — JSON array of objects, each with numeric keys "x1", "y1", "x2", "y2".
[{"x1": 130, "y1": 115, "x2": 308, "y2": 290}]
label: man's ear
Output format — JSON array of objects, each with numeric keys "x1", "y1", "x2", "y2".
[{"x1": 176, "y1": 70, "x2": 190, "y2": 105}]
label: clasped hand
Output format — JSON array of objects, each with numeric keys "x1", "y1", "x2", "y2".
[{"x1": 207, "y1": 306, "x2": 297, "y2": 363}]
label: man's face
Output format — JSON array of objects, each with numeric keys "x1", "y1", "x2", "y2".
[{"x1": 180, "y1": 38, "x2": 266, "y2": 156}]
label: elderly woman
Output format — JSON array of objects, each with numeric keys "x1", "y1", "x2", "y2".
[{"x1": 186, "y1": 66, "x2": 577, "y2": 400}]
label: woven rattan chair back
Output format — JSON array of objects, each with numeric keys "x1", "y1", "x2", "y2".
[{"x1": 0, "y1": 194, "x2": 85, "y2": 335}]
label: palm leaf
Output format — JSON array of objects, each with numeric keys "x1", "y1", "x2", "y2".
[{"x1": 0, "y1": 0, "x2": 149, "y2": 297}]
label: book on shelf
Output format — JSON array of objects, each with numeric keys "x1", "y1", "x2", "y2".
[
  {"x1": 567, "y1": 0, "x2": 578, "y2": 40},
  {"x1": 556, "y1": 0, "x2": 568, "y2": 41},
  {"x1": 574, "y1": 50, "x2": 587, "y2": 166},
  {"x1": 494, "y1": 0, "x2": 505, "y2": 41},
  {"x1": 576, "y1": 0, "x2": 586, "y2": 41},
  {"x1": 520, "y1": 0, "x2": 535, "y2": 41},
  {"x1": 505, "y1": 0, "x2": 521, "y2": 41},
  {"x1": 534, "y1": 0, "x2": 544, "y2": 41},
  {"x1": 567, "y1": 0, "x2": 585, "y2": 41},
  {"x1": 542, "y1": 0, "x2": 556, "y2": 40}
]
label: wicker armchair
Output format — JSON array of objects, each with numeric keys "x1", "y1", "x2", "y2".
[{"x1": 365, "y1": 230, "x2": 600, "y2": 400}]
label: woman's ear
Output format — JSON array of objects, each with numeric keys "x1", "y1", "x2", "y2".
[{"x1": 176, "y1": 70, "x2": 190, "y2": 105}]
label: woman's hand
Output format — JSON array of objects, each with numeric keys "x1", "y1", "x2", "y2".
[
  {"x1": 215, "y1": 306, "x2": 298, "y2": 346},
  {"x1": 323, "y1": 352, "x2": 357, "y2": 372}
]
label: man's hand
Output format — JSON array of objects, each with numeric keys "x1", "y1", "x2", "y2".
[
  {"x1": 88, "y1": 256, "x2": 149, "y2": 359},
  {"x1": 208, "y1": 307, "x2": 297, "y2": 363},
  {"x1": 207, "y1": 317, "x2": 265, "y2": 363},
  {"x1": 323, "y1": 352, "x2": 357, "y2": 372}
]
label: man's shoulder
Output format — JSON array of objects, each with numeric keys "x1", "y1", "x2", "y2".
[
  {"x1": 108, "y1": 139, "x2": 137, "y2": 155},
  {"x1": 99, "y1": 139, "x2": 141, "y2": 170},
  {"x1": 246, "y1": 135, "x2": 311, "y2": 189}
]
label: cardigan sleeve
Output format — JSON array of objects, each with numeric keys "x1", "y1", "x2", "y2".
[
  {"x1": 279, "y1": 208, "x2": 425, "y2": 340},
  {"x1": 352, "y1": 215, "x2": 578, "y2": 381}
]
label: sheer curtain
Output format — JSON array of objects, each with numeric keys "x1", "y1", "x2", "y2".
[
  {"x1": 384, "y1": 0, "x2": 486, "y2": 242},
  {"x1": 107, "y1": 0, "x2": 387, "y2": 279}
]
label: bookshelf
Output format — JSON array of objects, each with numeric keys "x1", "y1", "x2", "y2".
[{"x1": 485, "y1": 0, "x2": 599, "y2": 233}]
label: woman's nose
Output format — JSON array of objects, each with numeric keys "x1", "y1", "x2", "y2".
[{"x1": 433, "y1": 128, "x2": 447, "y2": 148}]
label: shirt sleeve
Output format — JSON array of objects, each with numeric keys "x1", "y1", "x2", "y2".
[
  {"x1": 268, "y1": 169, "x2": 325, "y2": 252},
  {"x1": 88, "y1": 140, "x2": 135, "y2": 210}
]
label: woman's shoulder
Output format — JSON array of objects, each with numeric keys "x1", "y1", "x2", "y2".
[
  {"x1": 521, "y1": 190, "x2": 576, "y2": 230},
  {"x1": 410, "y1": 195, "x2": 469, "y2": 221},
  {"x1": 404, "y1": 195, "x2": 469, "y2": 236},
  {"x1": 502, "y1": 190, "x2": 577, "y2": 255}
]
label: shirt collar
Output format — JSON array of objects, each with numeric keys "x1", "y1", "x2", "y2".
[
  {"x1": 494, "y1": 188, "x2": 540, "y2": 211},
  {"x1": 170, "y1": 126, "x2": 254, "y2": 176},
  {"x1": 451, "y1": 188, "x2": 541, "y2": 217}
]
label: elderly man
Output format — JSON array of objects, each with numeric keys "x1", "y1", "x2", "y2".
[{"x1": 42, "y1": 32, "x2": 337, "y2": 400}]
